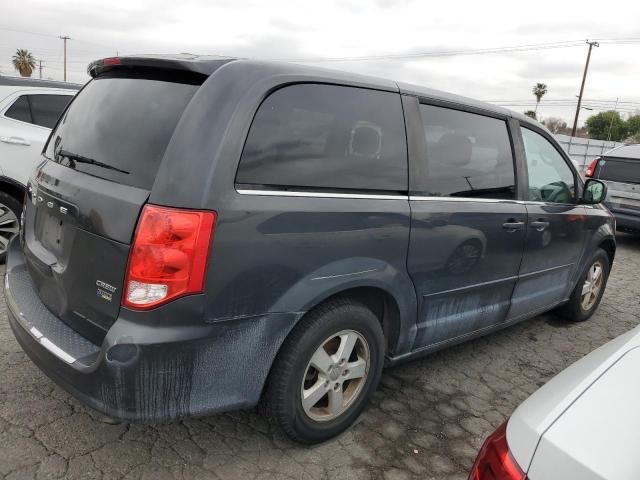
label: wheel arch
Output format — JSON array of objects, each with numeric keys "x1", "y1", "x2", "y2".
[
  {"x1": 258, "y1": 282, "x2": 409, "y2": 410},
  {"x1": 303, "y1": 285, "x2": 403, "y2": 359},
  {"x1": 569, "y1": 224, "x2": 615, "y2": 294},
  {"x1": 0, "y1": 176, "x2": 26, "y2": 204},
  {"x1": 268, "y1": 261, "x2": 418, "y2": 359},
  {"x1": 597, "y1": 237, "x2": 616, "y2": 266}
]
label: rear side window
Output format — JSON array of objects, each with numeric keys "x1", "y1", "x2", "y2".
[
  {"x1": 4, "y1": 94, "x2": 72, "y2": 128},
  {"x1": 419, "y1": 105, "x2": 516, "y2": 199},
  {"x1": 45, "y1": 73, "x2": 200, "y2": 189},
  {"x1": 29, "y1": 95, "x2": 72, "y2": 128},
  {"x1": 236, "y1": 84, "x2": 407, "y2": 193},
  {"x1": 4, "y1": 95, "x2": 32, "y2": 123}
]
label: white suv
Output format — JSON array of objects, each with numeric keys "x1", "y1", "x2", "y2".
[{"x1": 0, "y1": 76, "x2": 78, "y2": 260}]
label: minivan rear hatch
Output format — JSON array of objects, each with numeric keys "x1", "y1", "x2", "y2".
[
  {"x1": 23, "y1": 62, "x2": 208, "y2": 344},
  {"x1": 594, "y1": 146, "x2": 640, "y2": 213},
  {"x1": 597, "y1": 156, "x2": 640, "y2": 185}
]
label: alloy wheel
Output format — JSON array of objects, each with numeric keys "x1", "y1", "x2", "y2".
[
  {"x1": 0, "y1": 202, "x2": 19, "y2": 255},
  {"x1": 581, "y1": 260, "x2": 604, "y2": 311},
  {"x1": 301, "y1": 330, "x2": 370, "y2": 422}
]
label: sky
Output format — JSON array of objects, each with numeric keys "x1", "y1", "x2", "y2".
[{"x1": 1, "y1": 0, "x2": 639, "y2": 126}]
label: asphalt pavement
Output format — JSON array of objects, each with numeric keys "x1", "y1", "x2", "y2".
[{"x1": 1, "y1": 233, "x2": 639, "y2": 480}]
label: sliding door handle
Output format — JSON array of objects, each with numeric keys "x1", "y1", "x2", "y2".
[
  {"x1": 502, "y1": 220, "x2": 525, "y2": 232},
  {"x1": 530, "y1": 220, "x2": 550, "y2": 232}
]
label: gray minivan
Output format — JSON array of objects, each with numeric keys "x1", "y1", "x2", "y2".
[
  {"x1": 585, "y1": 144, "x2": 640, "y2": 232},
  {"x1": 5, "y1": 55, "x2": 615, "y2": 444}
]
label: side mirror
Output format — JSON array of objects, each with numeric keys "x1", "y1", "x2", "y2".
[{"x1": 582, "y1": 179, "x2": 607, "y2": 205}]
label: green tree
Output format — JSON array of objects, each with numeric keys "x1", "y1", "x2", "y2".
[
  {"x1": 626, "y1": 115, "x2": 640, "y2": 139},
  {"x1": 532, "y1": 83, "x2": 548, "y2": 113},
  {"x1": 524, "y1": 110, "x2": 537, "y2": 120},
  {"x1": 585, "y1": 111, "x2": 628, "y2": 141},
  {"x1": 12, "y1": 49, "x2": 36, "y2": 77}
]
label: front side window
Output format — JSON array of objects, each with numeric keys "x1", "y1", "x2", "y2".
[
  {"x1": 4, "y1": 95, "x2": 32, "y2": 123},
  {"x1": 521, "y1": 128, "x2": 576, "y2": 204},
  {"x1": 236, "y1": 84, "x2": 408, "y2": 193},
  {"x1": 419, "y1": 105, "x2": 516, "y2": 199},
  {"x1": 29, "y1": 94, "x2": 73, "y2": 129}
]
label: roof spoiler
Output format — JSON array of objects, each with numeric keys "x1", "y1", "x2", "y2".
[{"x1": 87, "y1": 55, "x2": 234, "y2": 79}]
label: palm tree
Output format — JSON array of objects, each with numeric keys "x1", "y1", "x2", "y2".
[
  {"x1": 12, "y1": 49, "x2": 36, "y2": 77},
  {"x1": 532, "y1": 83, "x2": 548, "y2": 113}
]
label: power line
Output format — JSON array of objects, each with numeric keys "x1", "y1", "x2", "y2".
[
  {"x1": 284, "y1": 40, "x2": 590, "y2": 62},
  {"x1": 0, "y1": 26, "x2": 58, "y2": 38},
  {"x1": 2, "y1": 26, "x2": 639, "y2": 64},
  {"x1": 491, "y1": 100, "x2": 640, "y2": 107},
  {"x1": 596, "y1": 37, "x2": 640, "y2": 44},
  {"x1": 284, "y1": 37, "x2": 640, "y2": 63},
  {"x1": 490, "y1": 105, "x2": 640, "y2": 109},
  {"x1": 0, "y1": 26, "x2": 116, "y2": 50},
  {"x1": 487, "y1": 98, "x2": 640, "y2": 103},
  {"x1": 489, "y1": 103, "x2": 640, "y2": 114},
  {"x1": 2, "y1": 25, "x2": 639, "y2": 63}
]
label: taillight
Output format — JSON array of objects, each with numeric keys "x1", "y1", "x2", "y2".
[
  {"x1": 469, "y1": 421, "x2": 526, "y2": 480},
  {"x1": 585, "y1": 158, "x2": 600, "y2": 178},
  {"x1": 123, "y1": 204, "x2": 216, "y2": 310}
]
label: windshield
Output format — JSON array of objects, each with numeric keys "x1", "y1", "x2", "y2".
[{"x1": 44, "y1": 72, "x2": 201, "y2": 189}]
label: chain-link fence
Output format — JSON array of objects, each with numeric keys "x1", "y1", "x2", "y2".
[{"x1": 554, "y1": 134, "x2": 624, "y2": 173}]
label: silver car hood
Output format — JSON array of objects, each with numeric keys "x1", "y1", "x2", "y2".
[{"x1": 507, "y1": 325, "x2": 640, "y2": 475}]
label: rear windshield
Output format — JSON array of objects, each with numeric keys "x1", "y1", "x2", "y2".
[
  {"x1": 597, "y1": 157, "x2": 640, "y2": 184},
  {"x1": 44, "y1": 72, "x2": 201, "y2": 189}
]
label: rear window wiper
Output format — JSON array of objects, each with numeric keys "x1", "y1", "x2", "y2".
[{"x1": 56, "y1": 149, "x2": 130, "y2": 175}]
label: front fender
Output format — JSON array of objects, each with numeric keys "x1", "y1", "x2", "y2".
[
  {"x1": 585, "y1": 207, "x2": 615, "y2": 256},
  {"x1": 573, "y1": 206, "x2": 615, "y2": 288}
]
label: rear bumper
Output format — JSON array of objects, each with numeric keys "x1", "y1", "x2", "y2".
[
  {"x1": 5, "y1": 239, "x2": 299, "y2": 421},
  {"x1": 608, "y1": 206, "x2": 640, "y2": 232}
]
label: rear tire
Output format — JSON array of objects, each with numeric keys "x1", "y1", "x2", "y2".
[
  {"x1": 560, "y1": 248, "x2": 610, "y2": 322},
  {"x1": 0, "y1": 191, "x2": 22, "y2": 263},
  {"x1": 261, "y1": 298, "x2": 385, "y2": 444}
]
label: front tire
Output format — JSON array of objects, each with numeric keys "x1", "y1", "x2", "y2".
[
  {"x1": 261, "y1": 298, "x2": 385, "y2": 444},
  {"x1": 561, "y1": 248, "x2": 610, "y2": 322}
]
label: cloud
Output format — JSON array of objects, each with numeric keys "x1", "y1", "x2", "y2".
[{"x1": 1, "y1": 0, "x2": 639, "y2": 124}]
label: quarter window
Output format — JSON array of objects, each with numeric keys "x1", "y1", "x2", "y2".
[
  {"x1": 29, "y1": 95, "x2": 72, "y2": 128},
  {"x1": 4, "y1": 95, "x2": 32, "y2": 123},
  {"x1": 3, "y1": 94, "x2": 72, "y2": 128},
  {"x1": 521, "y1": 128, "x2": 576, "y2": 204},
  {"x1": 419, "y1": 105, "x2": 516, "y2": 199},
  {"x1": 236, "y1": 84, "x2": 408, "y2": 193}
]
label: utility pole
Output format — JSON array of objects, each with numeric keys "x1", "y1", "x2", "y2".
[
  {"x1": 606, "y1": 97, "x2": 620, "y2": 142},
  {"x1": 59, "y1": 35, "x2": 70, "y2": 81},
  {"x1": 571, "y1": 40, "x2": 599, "y2": 137},
  {"x1": 38, "y1": 59, "x2": 43, "y2": 79}
]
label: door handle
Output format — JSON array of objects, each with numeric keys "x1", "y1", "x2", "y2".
[
  {"x1": 502, "y1": 220, "x2": 525, "y2": 232},
  {"x1": 0, "y1": 136, "x2": 31, "y2": 146},
  {"x1": 530, "y1": 219, "x2": 550, "y2": 232}
]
